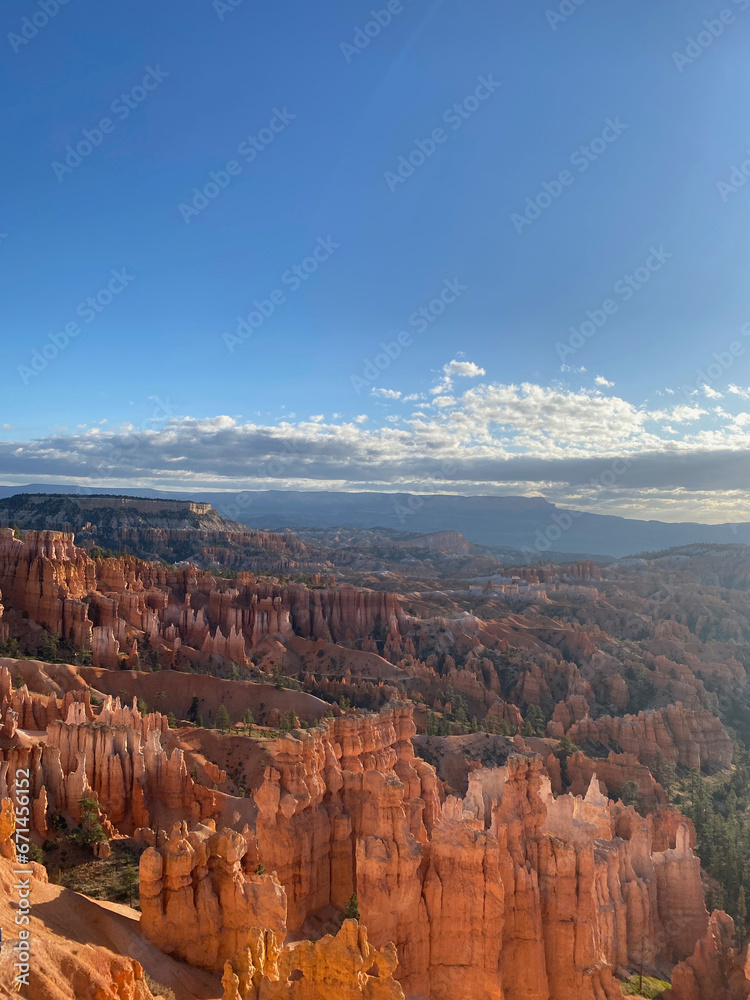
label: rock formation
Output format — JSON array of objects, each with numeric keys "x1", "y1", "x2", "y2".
[
  {"x1": 668, "y1": 910, "x2": 750, "y2": 1000},
  {"x1": 220, "y1": 920, "x2": 404, "y2": 1000},
  {"x1": 139, "y1": 818, "x2": 287, "y2": 969},
  {"x1": 250, "y1": 704, "x2": 708, "y2": 1000},
  {"x1": 567, "y1": 703, "x2": 732, "y2": 770},
  {"x1": 0, "y1": 529, "x2": 407, "y2": 670}
]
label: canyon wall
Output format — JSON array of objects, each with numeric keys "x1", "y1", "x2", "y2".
[
  {"x1": 251, "y1": 705, "x2": 708, "y2": 1000},
  {"x1": 0, "y1": 529, "x2": 406, "y2": 670},
  {"x1": 139, "y1": 818, "x2": 287, "y2": 969},
  {"x1": 567, "y1": 703, "x2": 733, "y2": 771}
]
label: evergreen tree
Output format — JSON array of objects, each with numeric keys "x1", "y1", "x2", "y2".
[
  {"x1": 738, "y1": 886, "x2": 747, "y2": 946},
  {"x1": 215, "y1": 704, "x2": 231, "y2": 732},
  {"x1": 620, "y1": 781, "x2": 640, "y2": 809},
  {"x1": 344, "y1": 892, "x2": 360, "y2": 921},
  {"x1": 524, "y1": 704, "x2": 546, "y2": 736},
  {"x1": 69, "y1": 797, "x2": 107, "y2": 850}
]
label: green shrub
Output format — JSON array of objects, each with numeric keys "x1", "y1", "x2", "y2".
[
  {"x1": 344, "y1": 892, "x2": 360, "y2": 921},
  {"x1": 620, "y1": 974, "x2": 670, "y2": 998}
]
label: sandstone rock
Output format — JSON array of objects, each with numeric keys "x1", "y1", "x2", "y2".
[
  {"x1": 568, "y1": 703, "x2": 732, "y2": 771},
  {"x1": 139, "y1": 818, "x2": 287, "y2": 969},
  {"x1": 668, "y1": 910, "x2": 750, "y2": 1000},
  {"x1": 0, "y1": 795, "x2": 15, "y2": 859},
  {"x1": 221, "y1": 920, "x2": 405, "y2": 1000}
]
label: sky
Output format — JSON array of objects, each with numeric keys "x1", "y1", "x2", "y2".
[{"x1": 2, "y1": 0, "x2": 750, "y2": 521}]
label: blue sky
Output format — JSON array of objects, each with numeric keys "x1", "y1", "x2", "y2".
[{"x1": 2, "y1": 0, "x2": 750, "y2": 520}]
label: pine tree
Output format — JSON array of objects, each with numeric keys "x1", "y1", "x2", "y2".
[
  {"x1": 344, "y1": 892, "x2": 360, "y2": 921},
  {"x1": 738, "y1": 886, "x2": 747, "y2": 946},
  {"x1": 215, "y1": 704, "x2": 231, "y2": 732}
]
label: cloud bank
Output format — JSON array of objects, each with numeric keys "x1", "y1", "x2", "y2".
[{"x1": 2, "y1": 380, "x2": 750, "y2": 521}]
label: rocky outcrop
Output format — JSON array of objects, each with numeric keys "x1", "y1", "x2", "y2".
[
  {"x1": 0, "y1": 528, "x2": 95, "y2": 646},
  {"x1": 567, "y1": 703, "x2": 732, "y2": 770},
  {"x1": 566, "y1": 750, "x2": 668, "y2": 811},
  {"x1": 43, "y1": 700, "x2": 219, "y2": 832},
  {"x1": 251, "y1": 704, "x2": 707, "y2": 1000},
  {"x1": 139, "y1": 818, "x2": 287, "y2": 969},
  {"x1": 0, "y1": 529, "x2": 407, "y2": 671},
  {"x1": 0, "y1": 795, "x2": 15, "y2": 859},
  {"x1": 254, "y1": 704, "x2": 435, "y2": 933},
  {"x1": 667, "y1": 910, "x2": 750, "y2": 1000},
  {"x1": 0, "y1": 688, "x2": 221, "y2": 836},
  {"x1": 0, "y1": 493, "x2": 313, "y2": 573},
  {"x1": 221, "y1": 920, "x2": 404, "y2": 1000}
]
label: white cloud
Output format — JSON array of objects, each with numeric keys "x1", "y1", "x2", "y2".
[
  {"x1": 649, "y1": 405, "x2": 707, "y2": 424},
  {"x1": 2, "y1": 382, "x2": 750, "y2": 508},
  {"x1": 443, "y1": 360, "x2": 486, "y2": 378},
  {"x1": 728, "y1": 384, "x2": 750, "y2": 398},
  {"x1": 703, "y1": 385, "x2": 723, "y2": 399},
  {"x1": 594, "y1": 376, "x2": 614, "y2": 387},
  {"x1": 371, "y1": 388, "x2": 402, "y2": 399}
]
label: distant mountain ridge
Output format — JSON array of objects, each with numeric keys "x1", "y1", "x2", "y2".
[
  {"x1": 0, "y1": 484, "x2": 748, "y2": 558},
  {"x1": 0, "y1": 492, "x2": 308, "y2": 569}
]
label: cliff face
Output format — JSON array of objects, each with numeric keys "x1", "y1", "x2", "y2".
[
  {"x1": 0, "y1": 529, "x2": 95, "y2": 645},
  {"x1": 567, "y1": 703, "x2": 733, "y2": 771},
  {"x1": 667, "y1": 910, "x2": 750, "y2": 1000},
  {"x1": 0, "y1": 662, "x2": 719, "y2": 1000},
  {"x1": 0, "y1": 494, "x2": 314, "y2": 572},
  {"x1": 0, "y1": 529, "x2": 405, "y2": 670},
  {"x1": 139, "y1": 819, "x2": 287, "y2": 970},
  {"x1": 251, "y1": 705, "x2": 707, "y2": 1000},
  {"x1": 0, "y1": 663, "x2": 224, "y2": 838}
]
